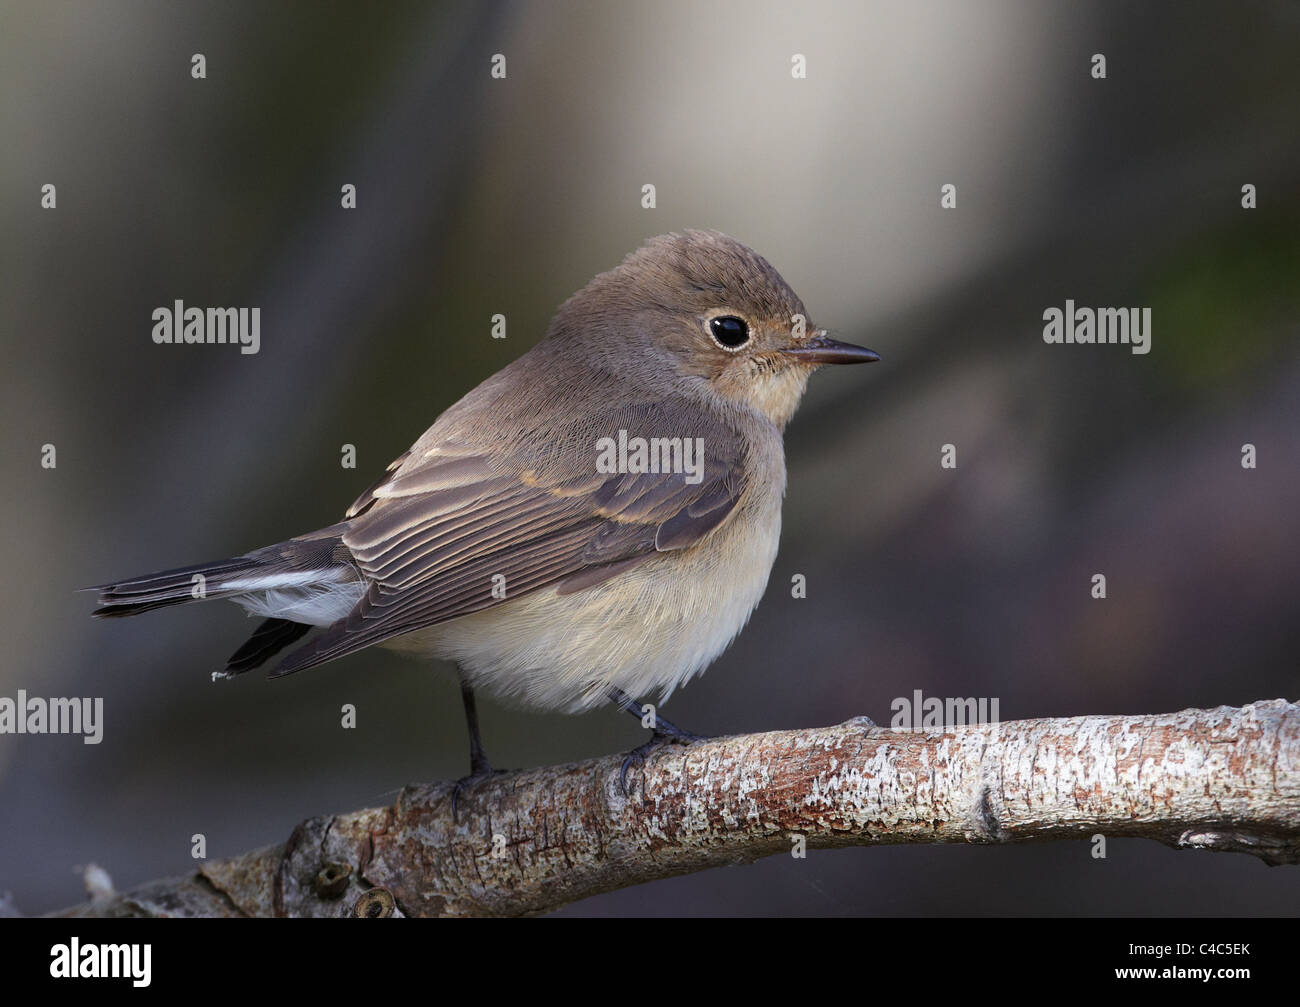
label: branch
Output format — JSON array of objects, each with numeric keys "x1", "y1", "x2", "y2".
[{"x1": 51, "y1": 699, "x2": 1300, "y2": 917}]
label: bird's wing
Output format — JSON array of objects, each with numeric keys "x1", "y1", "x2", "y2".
[
  {"x1": 270, "y1": 405, "x2": 747, "y2": 675},
  {"x1": 344, "y1": 449, "x2": 411, "y2": 519}
]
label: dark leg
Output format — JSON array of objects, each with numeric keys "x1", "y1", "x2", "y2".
[
  {"x1": 606, "y1": 686, "x2": 707, "y2": 798},
  {"x1": 461, "y1": 677, "x2": 492, "y2": 776},
  {"x1": 451, "y1": 671, "x2": 505, "y2": 819}
]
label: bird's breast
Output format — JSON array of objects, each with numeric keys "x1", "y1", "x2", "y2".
[{"x1": 390, "y1": 460, "x2": 786, "y2": 713}]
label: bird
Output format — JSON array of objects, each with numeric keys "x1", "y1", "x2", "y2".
[{"x1": 91, "y1": 230, "x2": 879, "y2": 785}]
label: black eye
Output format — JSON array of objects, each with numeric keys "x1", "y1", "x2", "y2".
[{"x1": 709, "y1": 315, "x2": 750, "y2": 349}]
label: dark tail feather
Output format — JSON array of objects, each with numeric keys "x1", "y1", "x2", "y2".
[
  {"x1": 220, "y1": 618, "x2": 313, "y2": 677},
  {"x1": 91, "y1": 525, "x2": 354, "y2": 678},
  {"x1": 89, "y1": 556, "x2": 265, "y2": 617}
]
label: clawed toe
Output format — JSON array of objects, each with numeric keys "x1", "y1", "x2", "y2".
[
  {"x1": 450, "y1": 763, "x2": 512, "y2": 820},
  {"x1": 619, "y1": 728, "x2": 707, "y2": 800}
]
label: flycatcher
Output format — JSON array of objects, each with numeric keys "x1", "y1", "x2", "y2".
[{"x1": 92, "y1": 230, "x2": 878, "y2": 779}]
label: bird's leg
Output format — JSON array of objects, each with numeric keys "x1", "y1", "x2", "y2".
[
  {"x1": 461, "y1": 677, "x2": 492, "y2": 777},
  {"x1": 606, "y1": 686, "x2": 707, "y2": 798},
  {"x1": 451, "y1": 671, "x2": 505, "y2": 819}
]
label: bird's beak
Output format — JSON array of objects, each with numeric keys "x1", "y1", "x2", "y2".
[{"x1": 780, "y1": 332, "x2": 880, "y2": 365}]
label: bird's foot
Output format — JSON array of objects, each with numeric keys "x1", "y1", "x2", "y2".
[
  {"x1": 620, "y1": 718, "x2": 707, "y2": 801},
  {"x1": 450, "y1": 757, "x2": 512, "y2": 821}
]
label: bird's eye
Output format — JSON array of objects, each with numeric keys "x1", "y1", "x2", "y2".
[{"x1": 709, "y1": 315, "x2": 750, "y2": 350}]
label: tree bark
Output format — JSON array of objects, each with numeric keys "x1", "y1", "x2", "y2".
[{"x1": 51, "y1": 699, "x2": 1300, "y2": 917}]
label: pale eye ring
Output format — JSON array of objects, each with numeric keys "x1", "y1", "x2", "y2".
[{"x1": 708, "y1": 315, "x2": 750, "y2": 350}]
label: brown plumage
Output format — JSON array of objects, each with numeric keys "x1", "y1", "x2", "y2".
[{"x1": 92, "y1": 230, "x2": 878, "y2": 722}]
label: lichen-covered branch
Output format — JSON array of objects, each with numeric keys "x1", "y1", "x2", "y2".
[{"x1": 51, "y1": 699, "x2": 1300, "y2": 917}]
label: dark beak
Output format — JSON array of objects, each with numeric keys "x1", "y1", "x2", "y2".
[{"x1": 780, "y1": 333, "x2": 880, "y2": 365}]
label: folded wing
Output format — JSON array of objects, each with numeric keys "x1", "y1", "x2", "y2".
[{"x1": 271, "y1": 406, "x2": 748, "y2": 676}]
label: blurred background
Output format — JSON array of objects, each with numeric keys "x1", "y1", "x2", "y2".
[{"x1": 2, "y1": 0, "x2": 1297, "y2": 915}]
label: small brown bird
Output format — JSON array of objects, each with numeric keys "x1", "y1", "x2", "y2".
[{"x1": 92, "y1": 230, "x2": 878, "y2": 779}]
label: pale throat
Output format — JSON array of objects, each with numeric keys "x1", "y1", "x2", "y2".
[{"x1": 715, "y1": 359, "x2": 812, "y2": 428}]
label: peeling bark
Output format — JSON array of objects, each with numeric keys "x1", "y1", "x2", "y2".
[{"x1": 50, "y1": 700, "x2": 1300, "y2": 917}]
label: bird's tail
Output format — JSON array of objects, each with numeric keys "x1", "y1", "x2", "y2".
[
  {"x1": 88, "y1": 524, "x2": 363, "y2": 676},
  {"x1": 89, "y1": 555, "x2": 273, "y2": 617},
  {"x1": 89, "y1": 522, "x2": 354, "y2": 617}
]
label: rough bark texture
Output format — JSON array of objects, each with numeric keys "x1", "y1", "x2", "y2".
[{"x1": 51, "y1": 699, "x2": 1300, "y2": 917}]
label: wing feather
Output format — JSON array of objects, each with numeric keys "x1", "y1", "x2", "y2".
[{"x1": 272, "y1": 406, "x2": 750, "y2": 676}]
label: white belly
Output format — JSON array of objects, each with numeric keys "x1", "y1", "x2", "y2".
[{"x1": 384, "y1": 487, "x2": 784, "y2": 713}]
